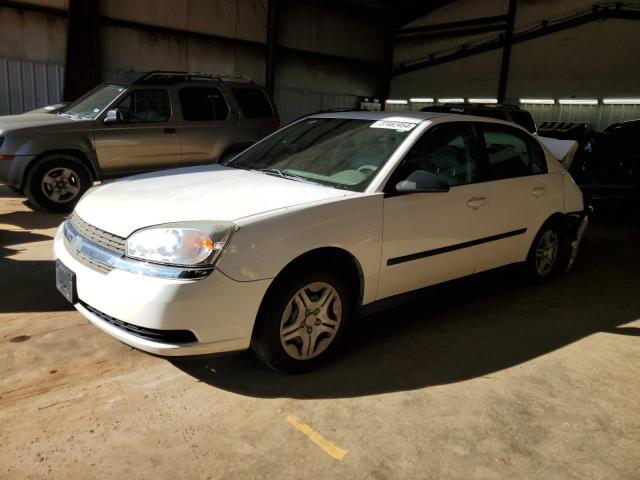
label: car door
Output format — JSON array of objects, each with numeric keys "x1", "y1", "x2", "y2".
[
  {"x1": 94, "y1": 88, "x2": 181, "y2": 173},
  {"x1": 177, "y1": 85, "x2": 239, "y2": 165},
  {"x1": 474, "y1": 122, "x2": 558, "y2": 272},
  {"x1": 377, "y1": 122, "x2": 490, "y2": 300}
]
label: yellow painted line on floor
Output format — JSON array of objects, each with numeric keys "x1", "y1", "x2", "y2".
[{"x1": 286, "y1": 416, "x2": 348, "y2": 460}]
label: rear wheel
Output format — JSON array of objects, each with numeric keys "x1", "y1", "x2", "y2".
[
  {"x1": 24, "y1": 154, "x2": 92, "y2": 212},
  {"x1": 525, "y1": 221, "x2": 570, "y2": 282},
  {"x1": 251, "y1": 269, "x2": 353, "y2": 373}
]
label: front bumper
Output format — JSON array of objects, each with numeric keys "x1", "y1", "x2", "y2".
[
  {"x1": 53, "y1": 223, "x2": 272, "y2": 356},
  {"x1": 0, "y1": 155, "x2": 36, "y2": 187}
]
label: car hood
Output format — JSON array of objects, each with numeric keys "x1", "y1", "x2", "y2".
[
  {"x1": 75, "y1": 165, "x2": 356, "y2": 237},
  {"x1": 0, "y1": 113, "x2": 78, "y2": 133}
]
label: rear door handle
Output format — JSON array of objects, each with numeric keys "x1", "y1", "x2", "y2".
[
  {"x1": 532, "y1": 187, "x2": 546, "y2": 197},
  {"x1": 163, "y1": 128, "x2": 177, "y2": 134},
  {"x1": 467, "y1": 197, "x2": 488, "y2": 209}
]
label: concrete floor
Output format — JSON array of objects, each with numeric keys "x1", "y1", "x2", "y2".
[{"x1": 1, "y1": 184, "x2": 639, "y2": 480}]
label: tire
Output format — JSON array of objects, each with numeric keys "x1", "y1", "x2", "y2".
[
  {"x1": 251, "y1": 268, "x2": 354, "y2": 373},
  {"x1": 24, "y1": 154, "x2": 92, "y2": 213},
  {"x1": 524, "y1": 220, "x2": 570, "y2": 282}
]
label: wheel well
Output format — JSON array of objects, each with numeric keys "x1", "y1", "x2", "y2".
[
  {"x1": 265, "y1": 247, "x2": 364, "y2": 306},
  {"x1": 25, "y1": 149, "x2": 97, "y2": 184}
]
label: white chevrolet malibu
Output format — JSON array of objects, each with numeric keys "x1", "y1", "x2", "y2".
[{"x1": 53, "y1": 112, "x2": 588, "y2": 372}]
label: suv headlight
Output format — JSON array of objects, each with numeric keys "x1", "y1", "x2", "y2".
[{"x1": 126, "y1": 221, "x2": 237, "y2": 267}]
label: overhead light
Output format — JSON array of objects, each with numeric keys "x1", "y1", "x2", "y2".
[
  {"x1": 468, "y1": 98, "x2": 498, "y2": 104},
  {"x1": 558, "y1": 99, "x2": 598, "y2": 105},
  {"x1": 385, "y1": 99, "x2": 408, "y2": 105},
  {"x1": 520, "y1": 98, "x2": 555, "y2": 105},
  {"x1": 409, "y1": 98, "x2": 434, "y2": 103},
  {"x1": 438, "y1": 98, "x2": 464, "y2": 103},
  {"x1": 602, "y1": 98, "x2": 640, "y2": 105}
]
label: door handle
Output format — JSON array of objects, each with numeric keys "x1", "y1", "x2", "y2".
[
  {"x1": 532, "y1": 187, "x2": 546, "y2": 197},
  {"x1": 163, "y1": 128, "x2": 177, "y2": 134},
  {"x1": 467, "y1": 197, "x2": 488, "y2": 209}
]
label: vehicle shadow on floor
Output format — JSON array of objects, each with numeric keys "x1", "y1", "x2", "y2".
[
  {"x1": 0, "y1": 218, "x2": 71, "y2": 314},
  {"x1": 172, "y1": 222, "x2": 640, "y2": 398}
]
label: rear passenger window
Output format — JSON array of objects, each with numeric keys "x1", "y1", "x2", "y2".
[
  {"x1": 481, "y1": 125, "x2": 547, "y2": 180},
  {"x1": 395, "y1": 123, "x2": 480, "y2": 187},
  {"x1": 232, "y1": 88, "x2": 273, "y2": 119},
  {"x1": 179, "y1": 87, "x2": 229, "y2": 121}
]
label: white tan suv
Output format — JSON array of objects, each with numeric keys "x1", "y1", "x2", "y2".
[
  {"x1": 0, "y1": 71, "x2": 279, "y2": 212},
  {"x1": 53, "y1": 111, "x2": 588, "y2": 373}
]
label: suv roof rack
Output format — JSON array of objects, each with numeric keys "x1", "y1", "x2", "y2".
[{"x1": 133, "y1": 71, "x2": 254, "y2": 85}]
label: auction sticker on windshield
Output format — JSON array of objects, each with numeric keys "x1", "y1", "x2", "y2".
[{"x1": 370, "y1": 117, "x2": 420, "y2": 132}]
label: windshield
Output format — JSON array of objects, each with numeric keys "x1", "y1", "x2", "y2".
[
  {"x1": 63, "y1": 84, "x2": 126, "y2": 119},
  {"x1": 226, "y1": 117, "x2": 416, "y2": 191}
]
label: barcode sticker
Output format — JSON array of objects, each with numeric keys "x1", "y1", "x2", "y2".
[{"x1": 370, "y1": 117, "x2": 420, "y2": 131}]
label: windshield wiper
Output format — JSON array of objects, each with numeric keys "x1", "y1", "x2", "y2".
[{"x1": 255, "y1": 168, "x2": 320, "y2": 185}]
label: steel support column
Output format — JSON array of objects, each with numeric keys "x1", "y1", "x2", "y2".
[
  {"x1": 265, "y1": 0, "x2": 278, "y2": 97},
  {"x1": 63, "y1": 0, "x2": 100, "y2": 101},
  {"x1": 497, "y1": 0, "x2": 517, "y2": 103}
]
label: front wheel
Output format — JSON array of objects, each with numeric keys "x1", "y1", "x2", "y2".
[
  {"x1": 24, "y1": 154, "x2": 92, "y2": 212},
  {"x1": 251, "y1": 270, "x2": 353, "y2": 373}
]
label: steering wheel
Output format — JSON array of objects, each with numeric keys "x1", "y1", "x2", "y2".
[{"x1": 357, "y1": 165, "x2": 377, "y2": 174}]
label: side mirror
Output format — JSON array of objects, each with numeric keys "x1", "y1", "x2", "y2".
[
  {"x1": 395, "y1": 170, "x2": 450, "y2": 194},
  {"x1": 103, "y1": 109, "x2": 123, "y2": 125}
]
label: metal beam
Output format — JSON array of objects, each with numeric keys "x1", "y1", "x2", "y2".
[
  {"x1": 497, "y1": 0, "x2": 517, "y2": 103},
  {"x1": 265, "y1": 0, "x2": 278, "y2": 97},
  {"x1": 396, "y1": 23, "x2": 507, "y2": 41},
  {"x1": 0, "y1": 0, "x2": 66, "y2": 17},
  {"x1": 64, "y1": 0, "x2": 100, "y2": 101},
  {"x1": 393, "y1": 4, "x2": 640, "y2": 77},
  {"x1": 397, "y1": 14, "x2": 507, "y2": 36}
]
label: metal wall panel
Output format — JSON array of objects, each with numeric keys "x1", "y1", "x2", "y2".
[
  {"x1": 0, "y1": 57, "x2": 65, "y2": 115},
  {"x1": 275, "y1": 87, "x2": 359, "y2": 123},
  {"x1": 525, "y1": 104, "x2": 640, "y2": 131}
]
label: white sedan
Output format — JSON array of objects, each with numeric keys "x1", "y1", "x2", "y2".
[{"x1": 53, "y1": 112, "x2": 588, "y2": 372}]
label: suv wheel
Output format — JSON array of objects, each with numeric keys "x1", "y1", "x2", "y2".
[
  {"x1": 251, "y1": 269, "x2": 353, "y2": 373},
  {"x1": 525, "y1": 221, "x2": 570, "y2": 282},
  {"x1": 25, "y1": 154, "x2": 92, "y2": 213}
]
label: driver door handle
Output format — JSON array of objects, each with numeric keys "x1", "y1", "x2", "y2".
[
  {"x1": 467, "y1": 197, "x2": 488, "y2": 209},
  {"x1": 532, "y1": 187, "x2": 546, "y2": 197}
]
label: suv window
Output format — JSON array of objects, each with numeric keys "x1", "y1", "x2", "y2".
[
  {"x1": 393, "y1": 123, "x2": 480, "y2": 188},
  {"x1": 480, "y1": 125, "x2": 547, "y2": 180},
  {"x1": 232, "y1": 88, "x2": 273, "y2": 119},
  {"x1": 179, "y1": 87, "x2": 229, "y2": 121},
  {"x1": 117, "y1": 89, "x2": 171, "y2": 123},
  {"x1": 509, "y1": 110, "x2": 536, "y2": 133}
]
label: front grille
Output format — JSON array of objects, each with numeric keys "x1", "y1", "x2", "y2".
[
  {"x1": 70, "y1": 212, "x2": 126, "y2": 254},
  {"x1": 81, "y1": 302, "x2": 198, "y2": 344},
  {"x1": 64, "y1": 236, "x2": 113, "y2": 274}
]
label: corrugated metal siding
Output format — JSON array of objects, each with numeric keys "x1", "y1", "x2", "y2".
[
  {"x1": 525, "y1": 104, "x2": 640, "y2": 131},
  {"x1": 275, "y1": 87, "x2": 359, "y2": 123},
  {"x1": 0, "y1": 57, "x2": 65, "y2": 115}
]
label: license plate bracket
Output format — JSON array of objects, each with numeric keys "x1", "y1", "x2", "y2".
[{"x1": 55, "y1": 260, "x2": 77, "y2": 304}]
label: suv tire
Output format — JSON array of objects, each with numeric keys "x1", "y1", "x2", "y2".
[{"x1": 25, "y1": 154, "x2": 92, "y2": 213}]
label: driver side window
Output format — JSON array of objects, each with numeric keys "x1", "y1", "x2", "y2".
[
  {"x1": 116, "y1": 89, "x2": 171, "y2": 123},
  {"x1": 396, "y1": 123, "x2": 480, "y2": 187}
]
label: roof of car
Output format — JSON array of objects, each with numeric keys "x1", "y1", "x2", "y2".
[{"x1": 309, "y1": 110, "x2": 449, "y2": 122}]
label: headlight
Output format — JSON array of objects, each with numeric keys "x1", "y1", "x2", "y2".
[{"x1": 126, "y1": 221, "x2": 237, "y2": 267}]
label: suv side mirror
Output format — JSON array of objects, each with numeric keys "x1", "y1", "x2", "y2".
[
  {"x1": 395, "y1": 170, "x2": 450, "y2": 194},
  {"x1": 104, "y1": 109, "x2": 123, "y2": 125}
]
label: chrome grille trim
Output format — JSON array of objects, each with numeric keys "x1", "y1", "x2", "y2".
[
  {"x1": 62, "y1": 220, "x2": 213, "y2": 280},
  {"x1": 70, "y1": 212, "x2": 126, "y2": 254}
]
